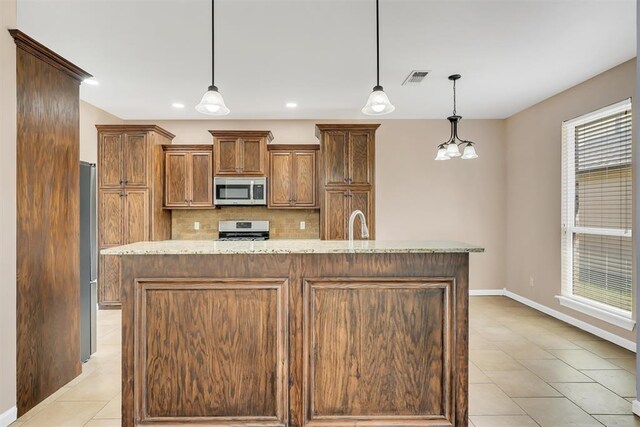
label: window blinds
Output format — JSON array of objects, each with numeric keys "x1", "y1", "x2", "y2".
[{"x1": 561, "y1": 99, "x2": 632, "y2": 314}]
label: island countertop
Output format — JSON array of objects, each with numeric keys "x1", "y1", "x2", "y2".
[{"x1": 101, "y1": 239, "x2": 484, "y2": 255}]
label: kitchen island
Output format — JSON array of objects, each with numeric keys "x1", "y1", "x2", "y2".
[{"x1": 102, "y1": 240, "x2": 483, "y2": 427}]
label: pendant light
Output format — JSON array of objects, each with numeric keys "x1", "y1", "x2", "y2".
[
  {"x1": 361, "y1": 0, "x2": 395, "y2": 115},
  {"x1": 435, "y1": 74, "x2": 478, "y2": 160},
  {"x1": 196, "y1": 0, "x2": 230, "y2": 116}
]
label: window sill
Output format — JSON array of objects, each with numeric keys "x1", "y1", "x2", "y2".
[{"x1": 556, "y1": 295, "x2": 635, "y2": 331}]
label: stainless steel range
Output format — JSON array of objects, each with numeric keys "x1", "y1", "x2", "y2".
[{"x1": 218, "y1": 220, "x2": 270, "y2": 241}]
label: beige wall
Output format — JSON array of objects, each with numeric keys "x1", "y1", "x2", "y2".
[
  {"x1": 505, "y1": 59, "x2": 636, "y2": 343},
  {"x1": 121, "y1": 118, "x2": 507, "y2": 291},
  {"x1": 0, "y1": 0, "x2": 17, "y2": 420},
  {"x1": 79, "y1": 100, "x2": 122, "y2": 163}
]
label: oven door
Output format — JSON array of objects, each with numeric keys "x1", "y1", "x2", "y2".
[{"x1": 214, "y1": 179, "x2": 253, "y2": 205}]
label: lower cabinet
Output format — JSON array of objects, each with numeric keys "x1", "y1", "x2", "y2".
[
  {"x1": 321, "y1": 187, "x2": 373, "y2": 240},
  {"x1": 98, "y1": 254, "x2": 121, "y2": 307}
]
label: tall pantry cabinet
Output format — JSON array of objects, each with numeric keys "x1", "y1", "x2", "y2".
[
  {"x1": 316, "y1": 124, "x2": 379, "y2": 240},
  {"x1": 97, "y1": 125, "x2": 174, "y2": 308}
]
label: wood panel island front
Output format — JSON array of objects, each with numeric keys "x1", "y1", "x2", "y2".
[{"x1": 102, "y1": 240, "x2": 483, "y2": 427}]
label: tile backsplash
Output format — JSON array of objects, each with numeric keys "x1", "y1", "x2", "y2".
[{"x1": 172, "y1": 207, "x2": 320, "y2": 240}]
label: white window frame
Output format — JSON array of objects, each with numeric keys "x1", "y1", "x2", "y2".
[{"x1": 558, "y1": 98, "x2": 635, "y2": 331}]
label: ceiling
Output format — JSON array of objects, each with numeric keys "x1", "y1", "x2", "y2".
[{"x1": 17, "y1": 0, "x2": 636, "y2": 120}]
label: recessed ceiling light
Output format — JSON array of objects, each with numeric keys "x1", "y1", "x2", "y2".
[
  {"x1": 172, "y1": 103, "x2": 185, "y2": 109},
  {"x1": 286, "y1": 102, "x2": 297, "y2": 108},
  {"x1": 83, "y1": 78, "x2": 99, "y2": 86}
]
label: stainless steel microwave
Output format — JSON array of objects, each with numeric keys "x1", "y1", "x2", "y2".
[{"x1": 214, "y1": 177, "x2": 267, "y2": 206}]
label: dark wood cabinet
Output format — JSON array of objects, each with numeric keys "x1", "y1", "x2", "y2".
[
  {"x1": 97, "y1": 125, "x2": 174, "y2": 308},
  {"x1": 210, "y1": 130, "x2": 273, "y2": 176},
  {"x1": 163, "y1": 145, "x2": 213, "y2": 208},
  {"x1": 268, "y1": 145, "x2": 319, "y2": 209},
  {"x1": 321, "y1": 187, "x2": 373, "y2": 240},
  {"x1": 316, "y1": 124, "x2": 378, "y2": 240}
]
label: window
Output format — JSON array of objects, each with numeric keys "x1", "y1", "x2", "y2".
[{"x1": 560, "y1": 99, "x2": 634, "y2": 329}]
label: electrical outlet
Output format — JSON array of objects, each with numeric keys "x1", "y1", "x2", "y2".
[
  {"x1": 529, "y1": 276, "x2": 534, "y2": 287},
  {"x1": 194, "y1": 221, "x2": 200, "y2": 231},
  {"x1": 300, "y1": 221, "x2": 306, "y2": 230}
]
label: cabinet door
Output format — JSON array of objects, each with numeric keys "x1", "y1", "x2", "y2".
[
  {"x1": 98, "y1": 254, "x2": 121, "y2": 307},
  {"x1": 349, "y1": 188, "x2": 373, "y2": 240},
  {"x1": 269, "y1": 151, "x2": 293, "y2": 207},
  {"x1": 322, "y1": 189, "x2": 348, "y2": 240},
  {"x1": 293, "y1": 151, "x2": 317, "y2": 207},
  {"x1": 241, "y1": 138, "x2": 266, "y2": 175},
  {"x1": 165, "y1": 152, "x2": 189, "y2": 207},
  {"x1": 98, "y1": 189, "x2": 124, "y2": 247},
  {"x1": 323, "y1": 131, "x2": 348, "y2": 186},
  {"x1": 348, "y1": 131, "x2": 373, "y2": 186},
  {"x1": 123, "y1": 133, "x2": 148, "y2": 187},
  {"x1": 215, "y1": 138, "x2": 240, "y2": 175},
  {"x1": 99, "y1": 132, "x2": 123, "y2": 188},
  {"x1": 189, "y1": 152, "x2": 213, "y2": 206},
  {"x1": 125, "y1": 189, "x2": 149, "y2": 244}
]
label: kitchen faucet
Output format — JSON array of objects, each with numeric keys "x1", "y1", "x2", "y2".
[{"x1": 348, "y1": 210, "x2": 370, "y2": 241}]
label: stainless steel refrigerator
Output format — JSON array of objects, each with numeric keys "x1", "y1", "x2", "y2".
[{"x1": 80, "y1": 162, "x2": 97, "y2": 362}]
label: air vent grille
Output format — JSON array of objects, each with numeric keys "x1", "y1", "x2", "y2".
[{"x1": 402, "y1": 70, "x2": 430, "y2": 86}]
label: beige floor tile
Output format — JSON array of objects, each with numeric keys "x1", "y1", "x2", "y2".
[
  {"x1": 16, "y1": 386, "x2": 72, "y2": 421},
  {"x1": 494, "y1": 340, "x2": 556, "y2": 360},
  {"x1": 549, "y1": 349, "x2": 620, "y2": 370},
  {"x1": 513, "y1": 397, "x2": 602, "y2": 427},
  {"x1": 608, "y1": 358, "x2": 637, "y2": 374},
  {"x1": 594, "y1": 415, "x2": 640, "y2": 426},
  {"x1": 521, "y1": 359, "x2": 594, "y2": 383},
  {"x1": 57, "y1": 371, "x2": 120, "y2": 402},
  {"x1": 20, "y1": 401, "x2": 107, "y2": 427},
  {"x1": 470, "y1": 350, "x2": 526, "y2": 371},
  {"x1": 469, "y1": 334, "x2": 499, "y2": 350},
  {"x1": 8, "y1": 422, "x2": 24, "y2": 426},
  {"x1": 469, "y1": 415, "x2": 539, "y2": 426},
  {"x1": 526, "y1": 334, "x2": 582, "y2": 350},
  {"x1": 550, "y1": 326, "x2": 604, "y2": 341},
  {"x1": 94, "y1": 395, "x2": 121, "y2": 419},
  {"x1": 476, "y1": 326, "x2": 526, "y2": 342},
  {"x1": 574, "y1": 340, "x2": 635, "y2": 359},
  {"x1": 469, "y1": 362, "x2": 492, "y2": 384},
  {"x1": 469, "y1": 384, "x2": 525, "y2": 416},
  {"x1": 550, "y1": 382, "x2": 632, "y2": 414},
  {"x1": 485, "y1": 370, "x2": 562, "y2": 397},
  {"x1": 582, "y1": 369, "x2": 636, "y2": 398},
  {"x1": 84, "y1": 420, "x2": 122, "y2": 427},
  {"x1": 468, "y1": 418, "x2": 475, "y2": 427}
]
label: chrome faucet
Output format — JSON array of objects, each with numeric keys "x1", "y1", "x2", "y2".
[{"x1": 348, "y1": 210, "x2": 370, "y2": 241}]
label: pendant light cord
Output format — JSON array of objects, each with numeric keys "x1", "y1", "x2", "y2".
[
  {"x1": 376, "y1": 0, "x2": 380, "y2": 87},
  {"x1": 211, "y1": 0, "x2": 215, "y2": 87}
]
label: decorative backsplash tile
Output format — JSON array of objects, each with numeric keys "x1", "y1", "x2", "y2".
[{"x1": 172, "y1": 207, "x2": 320, "y2": 240}]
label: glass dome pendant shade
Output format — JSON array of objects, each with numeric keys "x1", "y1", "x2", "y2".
[
  {"x1": 435, "y1": 145, "x2": 450, "y2": 161},
  {"x1": 196, "y1": 0, "x2": 230, "y2": 116},
  {"x1": 434, "y1": 74, "x2": 478, "y2": 160},
  {"x1": 362, "y1": 85, "x2": 395, "y2": 115},
  {"x1": 196, "y1": 85, "x2": 230, "y2": 116}
]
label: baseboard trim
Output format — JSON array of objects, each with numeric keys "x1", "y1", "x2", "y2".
[
  {"x1": 0, "y1": 406, "x2": 17, "y2": 427},
  {"x1": 632, "y1": 400, "x2": 640, "y2": 417},
  {"x1": 469, "y1": 289, "x2": 506, "y2": 296},
  {"x1": 470, "y1": 289, "x2": 637, "y2": 352}
]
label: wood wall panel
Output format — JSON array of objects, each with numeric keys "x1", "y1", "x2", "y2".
[
  {"x1": 304, "y1": 279, "x2": 453, "y2": 425},
  {"x1": 135, "y1": 280, "x2": 288, "y2": 425},
  {"x1": 13, "y1": 30, "x2": 90, "y2": 415}
]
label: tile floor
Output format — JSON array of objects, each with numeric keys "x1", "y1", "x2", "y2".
[{"x1": 8, "y1": 296, "x2": 640, "y2": 426}]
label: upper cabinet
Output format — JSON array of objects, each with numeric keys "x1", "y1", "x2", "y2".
[
  {"x1": 317, "y1": 125, "x2": 377, "y2": 187},
  {"x1": 268, "y1": 145, "x2": 319, "y2": 209},
  {"x1": 163, "y1": 145, "x2": 213, "y2": 208},
  {"x1": 210, "y1": 130, "x2": 273, "y2": 176},
  {"x1": 99, "y1": 131, "x2": 149, "y2": 187}
]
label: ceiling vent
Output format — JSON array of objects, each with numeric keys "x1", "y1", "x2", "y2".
[{"x1": 402, "y1": 70, "x2": 430, "y2": 86}]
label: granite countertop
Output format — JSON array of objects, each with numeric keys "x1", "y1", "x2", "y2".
[{"x1": 101, "y1": 239, "x2": 484, "y2": 255}]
